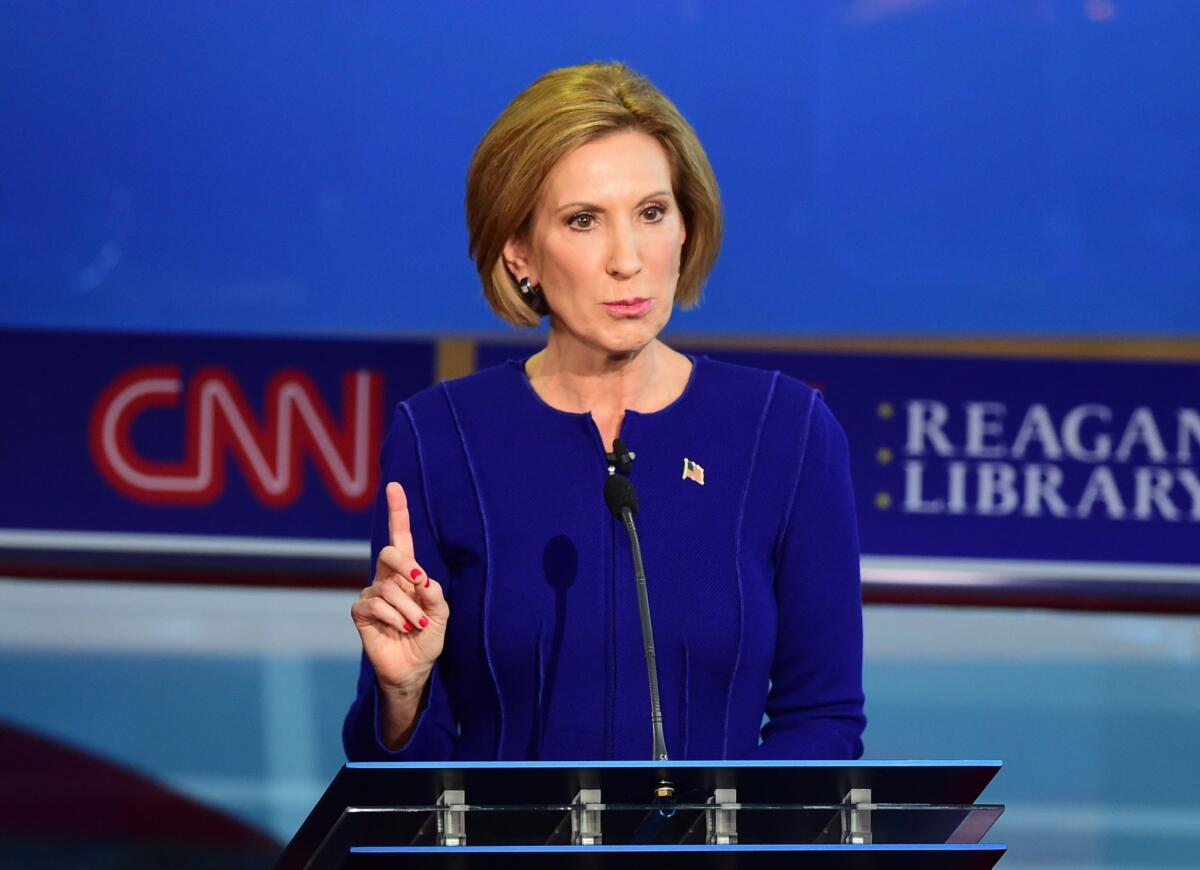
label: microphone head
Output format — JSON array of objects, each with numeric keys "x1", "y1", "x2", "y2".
[
  {"x1": 612, "y1": 437, "x2": 634, "y2": 474},
  {"x1": 603, "y1": 473, "x2": 638, "y2": 518}
]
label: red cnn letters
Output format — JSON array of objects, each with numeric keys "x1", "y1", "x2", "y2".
[{"x1": 89, "y1": 365, "x2": 383, "y2": 511}]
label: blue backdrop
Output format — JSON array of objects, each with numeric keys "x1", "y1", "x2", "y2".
[
  {"x1": 3, "y1": 6, "x2": 1200, "y2": 866},
  {"x1": 3, "y1": 1, "x2": 1198, "y2": 335}
]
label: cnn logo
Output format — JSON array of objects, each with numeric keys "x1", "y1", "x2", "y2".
[{"x1": 89, "y1": 365, "x2": 384, "y2": 510}]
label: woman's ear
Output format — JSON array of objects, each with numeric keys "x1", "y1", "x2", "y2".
[{"x1": 503, "y1": 234, "x2": 534, "y2": 286}]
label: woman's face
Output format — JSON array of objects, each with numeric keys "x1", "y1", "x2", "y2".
[{"x1": 506, "y1": 129, "x2": 687, "y2": 358}]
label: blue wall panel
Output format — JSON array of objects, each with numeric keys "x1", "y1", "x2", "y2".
[{"x1": 2, "y1": 2, "x2": 1198, "y2": 335}]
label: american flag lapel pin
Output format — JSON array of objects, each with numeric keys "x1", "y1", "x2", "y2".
[{"x1": 682, "y1": 457, "x2": 705, "y2": 485}]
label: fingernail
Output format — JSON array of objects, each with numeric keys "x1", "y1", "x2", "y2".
[
  {"x1": 410, "y1": 568, "x2": 423, "y2": 580},
  {"x1": 424, "y1": 578, "x2": 431, "y2": 588},
  {"x1": 418, "y1": 616, "x2": 429, "y2": 628},
  {"x1": 403, "y1": 621, "x2": 414, "y2": 632}
]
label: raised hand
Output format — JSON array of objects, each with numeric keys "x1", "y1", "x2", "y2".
[{"x1": 351, "y1": 481, "x2": 449, "y2": 702}]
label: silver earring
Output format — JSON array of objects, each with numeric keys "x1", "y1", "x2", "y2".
[{"x1": 518, "y1": 276, "x2": 548, "y2": 315}]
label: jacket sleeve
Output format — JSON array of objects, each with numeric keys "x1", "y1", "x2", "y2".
[
  {"x1": 342, "y1": 403, "x2": 459, "y2": 761},
  {"x1": 752, "y1": 394, "x2": 866, "y2": 760}
]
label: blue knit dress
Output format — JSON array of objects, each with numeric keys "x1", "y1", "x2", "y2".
[{"x1": 343, "y1": 355, "x2": 865, "y2": 761}]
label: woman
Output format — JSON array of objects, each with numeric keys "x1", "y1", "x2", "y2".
[{"x1": 344, "y1": 62, "x2": 865, "y2": 761}]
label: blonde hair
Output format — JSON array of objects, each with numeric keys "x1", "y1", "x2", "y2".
[{"x1": 466, "y1": 62, "x2": 723, "y2": 327}]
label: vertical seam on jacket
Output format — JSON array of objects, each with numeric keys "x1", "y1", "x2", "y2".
[
  {"x1": 773, "y1": 389, "x2": 820, "y2": 563},
  {"x1": 722, "y1": 371, "x2": 779, "y2": 759},
  {"x1": 534, "y1": 623, "x2": 545, "y2": 759},
  {"x1": 440, "y1": 381, "x2": 506, "y2": 757},
  {"x1": 607, "y1": 515, "x2": 617, "y2": 760},
  {"x1": 681, "y1": 644, "x2": 690, "y2": 760},
  {"x1": 400, "y1": 402, "x2": 443, "y2": 553}
]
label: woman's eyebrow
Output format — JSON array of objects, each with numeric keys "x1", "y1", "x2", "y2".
[
  {"x1": 555, "y1": 200, "x2": 604, "y2": 214},
  {"x1": 553, "y1": 191, "x2": 674, "y2": 214},
  {"x1": 637, "y1": 190, "x2": 673, "y2": 204}
]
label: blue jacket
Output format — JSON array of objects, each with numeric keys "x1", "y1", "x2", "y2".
[{"x1": 343, "y1": 356, "x2": 865, "y2": 761}]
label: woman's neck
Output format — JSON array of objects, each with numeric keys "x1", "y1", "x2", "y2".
[{"x1": 524, "y1": 333, "x2": 691, "y2": 420}]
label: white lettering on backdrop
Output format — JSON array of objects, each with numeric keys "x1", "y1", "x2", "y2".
[{"x1": 899, "y1": 401, "x2": 1200, "y2": 521}]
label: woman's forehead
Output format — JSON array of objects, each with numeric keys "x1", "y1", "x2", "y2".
[{"x1": 541, "y1": 130, "x2": 674, "y2": 207}]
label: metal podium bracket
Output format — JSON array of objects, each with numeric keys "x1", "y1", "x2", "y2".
[
  {"x1": 841, "y1": 787, "x2": 873, "y2": 845},
  {"x1": 571, "y1": 788, "x2": 603, "y2": 845},
  {"x1": 706, "y1": 787, "x2": 739, "y2": 844},
  {"x1": 436, "y1": 789, "x2": 466, "y2": 847}
]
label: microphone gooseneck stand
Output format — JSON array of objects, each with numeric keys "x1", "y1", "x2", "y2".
[
  {"x1": 603, "y1": 440, "x2": 676, "y2": 841},
  {"x1": 602, "y1": 443, "x2": 668, "y2": 764},
  {"x1": 606, "y1": 474, "x2": 669, "y2": 763}
]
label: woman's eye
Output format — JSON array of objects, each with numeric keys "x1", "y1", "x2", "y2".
[
  {"x1": 642, "y1": 205, "x2": 665, "y2": 221},
  {"x1": 568, "y1": 213, "x2": 595, "y2": 230}
]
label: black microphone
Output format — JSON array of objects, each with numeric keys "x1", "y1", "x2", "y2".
[
  {"x1": 603, "y1": 462, "x2": 669, "y2": 763},
  {"x1": 606, "y1": 438, "x2": 636, "y2": 475}
]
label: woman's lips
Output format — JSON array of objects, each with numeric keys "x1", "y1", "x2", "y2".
[{"x1": 602, "y1": 298, "x2": 653, "y2": 317}]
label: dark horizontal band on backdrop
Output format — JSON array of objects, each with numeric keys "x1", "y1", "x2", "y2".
[{"x1": 2, "y1": 531, "x2": 1197, "y2": 615}]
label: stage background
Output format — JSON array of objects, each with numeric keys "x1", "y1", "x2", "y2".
[{"x1": 2, "y1": 3, "x2": 1198, "y2": 868}]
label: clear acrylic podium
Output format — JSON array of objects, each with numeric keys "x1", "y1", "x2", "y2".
[{"x1": 277, "y1": 760, "x2": 1005, "y2": 868}]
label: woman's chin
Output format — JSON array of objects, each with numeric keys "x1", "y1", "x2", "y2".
[
  {"x1": 596, "y1": 323, "x2": 664, "y2": 358},
  {"x1": 603, "y1": 308, "x2": 671, "y2": 351},
  {"x1": 551, "y1": 307, "x2": 671, "y2": 359}
]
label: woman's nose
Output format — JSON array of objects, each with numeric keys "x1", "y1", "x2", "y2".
[{"x1": 606, "y1": 220, "x2": 643, "y2": 279}]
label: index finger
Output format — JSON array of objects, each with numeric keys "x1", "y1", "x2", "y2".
[{"x1": 385, "y1": 481, "x2": 415, "y2": 558}]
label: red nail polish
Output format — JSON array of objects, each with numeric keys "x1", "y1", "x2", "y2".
[
  {"x1": 403, "y1": 621, "x2": 414, "y2": 632},
  {"x1": 410, "y1": 568, "x2": 423, "y2": 580},
  {"x1": 424, "y1": 578, "x2": 431, "y2": 588},
  {"x1": 418, "y1": 616, "x2": 429, "y2": 628}
]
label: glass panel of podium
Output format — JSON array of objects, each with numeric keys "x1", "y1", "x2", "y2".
[{"x1": 279, "y1": 760, "x2": 1006, "y2": 868}]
